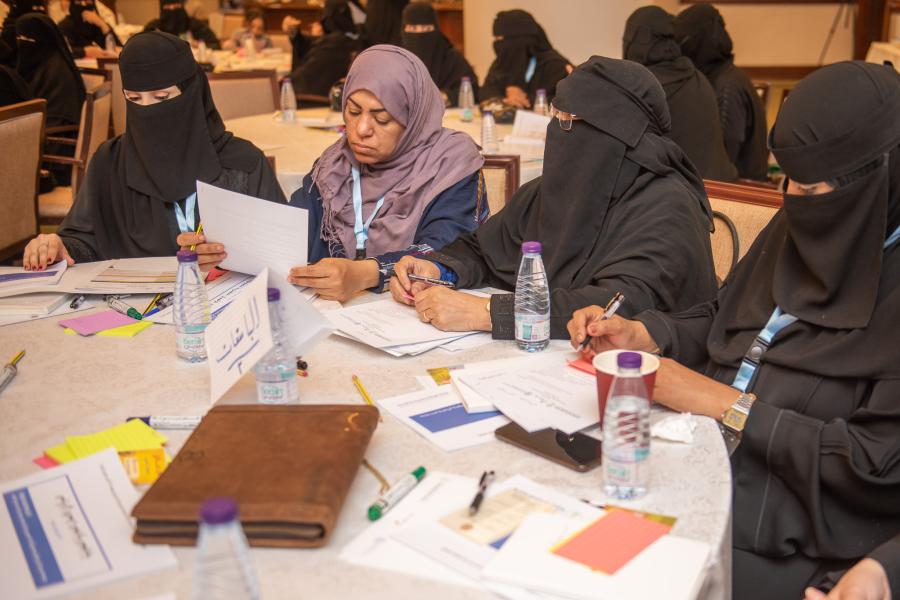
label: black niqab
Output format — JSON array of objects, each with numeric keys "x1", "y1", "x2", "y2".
[
  {"x1": 15, "y1": 13, "x2": 84, "y2": 125},
  {"x1": 67, "y1": 0, "x2": 103, "y2": 44},
  {"x1": 0, "y1": 0, "x2": 47, "y2": 66},
  {"x1": 624, "y1": 6, "x2": 737, "y2": 181},
  {"x1": 158, "y1": 0, "x2": 190, "y2": 36},
  {"x1": 491, "y1": 10, "x2": 551, "y2": 89},
  {"x1": 673, "y1": 3, "x2": 733, "y2": 78},
  {"x1": 401, "y1": 2, "x2": 477, "y2": 106},
  {"x1": 364, "y1": 0, "x2": 408, "y2": 46},
  {"x1": 708, "y1": 61, "x2": 900, "y2": 378},
  {"x1": 322, "y1": 0, "x2": 356, "y2": 35},
  {"x1": 119, "y1": 31, "x2": 253, "y2": 204}
]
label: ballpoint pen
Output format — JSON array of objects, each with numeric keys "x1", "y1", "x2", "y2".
[
  {"x1": 0, "y1": 350, "x2": 25, "y2": 396},
  {"x1": 69, "y1": 295, "x2": 86, "y2": 310},
  {"x1": 406, "y1": 273, "x2": 457, "y2": 289},
  {"x1": 580, "y1": 292, "x2": 625, "y2": 351},
  {"x1": 469, "y1": 470, "x2": 495, "y2": 516}
]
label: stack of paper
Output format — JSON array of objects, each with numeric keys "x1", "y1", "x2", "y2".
[
  {"x1": 499, "y1": 110, "x2": 550, "y2": 162},
  {"x1": 341, "y1": 472, "x2": 711, "y2": 600},
  {"x1": 328, "y1": 299, "x2": 483, "y2": 356},
  {"x1": 59, "y1": 309, "x2": 153, "y2": 337},
  {"x1": 0, "y1": 258, "x2": 179, "y2": 298}
]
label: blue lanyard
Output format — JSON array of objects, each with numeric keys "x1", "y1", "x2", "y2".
[
  {"x1": 351, "y1": 166, "x2": 385, "y2": 252},
  {"x1": 173, "y1": 192, "x2": 197, "y2": 234},
  {"x1": 524, "y1": 56, "x2": 537, "y2": 84},
  {"x1": 732, "y1": 223, "x2": 900, "y2": 392}
]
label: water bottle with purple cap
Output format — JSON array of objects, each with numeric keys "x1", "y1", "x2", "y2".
[
  {"x1": 254, "y1": 287, "x2": 299, "y2": 404},
  {"x1": 193, "y1": 497, "x2": 259, "y2": 600},
  {"x1": 174, "y1": 249, "x2": 211, "y2": 363},
  {"x1": 514, "y1": 241, "x2": 550, "y2": 352},
  {"x1": 602, "y1": 351, "x2": 651, "y2": 499}
]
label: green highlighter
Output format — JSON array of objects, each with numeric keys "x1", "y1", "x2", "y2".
[
  {"x1": 368, "y1": 466, "x2": 427, "y2": 521},
  {"x1": 107, "y1": 296, "x2": 143, "y2": 321}
]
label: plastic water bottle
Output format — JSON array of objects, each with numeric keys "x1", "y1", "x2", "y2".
[
  {"x1": 514, "y1": 241, "x2": 550, "y2": 352},
  {"x1": 481, "y1": 109, "x2": 499, "y2": 154},
  {"x1": 174, "y1": 249, "x2": 211, "y2": 363},
  {"x1": 458, "y1": 76, "x2": 475, "y2": 122},
  {"x1": 280, "y1": 78, "x2": 297, "y2": 123},
  {"x1": 193, "y1": 498, "x2": 259, "y2": 600},
  {"x1": 243, "y1": 36, "x2": 256, "y2": 58},
  {"x1": 602, "y1": 352, "x2": 651, "y2": 500},
  {"x1": 533, "y1": 89, "x2": 549, "y2": 116},
  {"x1": 254, "y1": 288, "x2": 299, "y2": 404}
]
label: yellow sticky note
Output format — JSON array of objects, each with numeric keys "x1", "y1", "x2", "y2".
[
  {"x1": 65, "y1": 419, "x2": 167, "y2": 459},
  {"x1": 119, "y1": 448, "x2": 168, "y2": 484},
  {"x1": 45, "y1": 442, "x2": 78, "y2": 464},
  {"x1": 64, "y1": 328, "x2": 76, "y2": 335},
  {"x1": 96, "y1": 321, "x2": 153, "y2": 337}
]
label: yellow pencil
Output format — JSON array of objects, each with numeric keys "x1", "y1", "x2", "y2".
[
  {"x1": 189, "y1": 223, "x2": 204, "y2": 251},
  {"x1": 143, "y1": 293, "x2": 162, "y2": 316},
  {"x1": 352, "y1": 375, "x2": 382, "y2": 421}
]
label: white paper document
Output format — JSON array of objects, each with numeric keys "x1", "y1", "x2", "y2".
[
  {"x1": 0, "y1": 261, "x2": 66, "y2": 294},
  {"x1": 511, "y1": 110, "x2": 552, "y2": 139},
  {"x1": 482, "y1": 512, "x2": 711, "y2": 600},
  {"x1": 0, "y1": 258, "x2": 178, "y2": 298},
  {"x1": 0, "y1": 449, "x2": 177, "y2": 599},
  {"x1": 204, "y1": 269, "x2": 273, "y2": 403},
  {"x1": 376, "y1": 387, "x2": 509, "y2": 452},
  {"x1": 196, "y1": 181, "x2": 308, "y2": 276},
  {"x1": 265, "y1": 270, "x2": 334, "y2": 356},
  {"x1": 329, "y1": 299, "x2": 477, "y2": 350},
  {"x1": 453, "y1": 352, "x2": 599, "y2": 434},
  {"x1": 0, "y1": 298, "x2": 95, "y2": 327}
]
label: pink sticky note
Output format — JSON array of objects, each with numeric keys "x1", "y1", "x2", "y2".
[
  {"x1": 553, "y1": 509, "x2": 672, "y2": 575},
  {"x1": 33, "y1": 454, "x2": 59, "y2": 469},
  {"x1": 567, "y1": 357, "x2": 596, "y2": 375},
  {"x1": 58, "y1": 309, "x2": 136, "y2": 336}
]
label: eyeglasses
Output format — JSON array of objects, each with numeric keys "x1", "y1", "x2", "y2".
[{"x1": 550, "y1": 104, "x2": 580, "y2": 131}]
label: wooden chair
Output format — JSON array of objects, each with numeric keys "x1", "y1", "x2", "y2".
[
  {"x1": 97, "y1": 56, "x2": 125, "y2": 137},
  {"x1": 78, "y1": 65, "x2": 110, "y2": 93},
  {"x1": 39, "y1": 82, "x2": 112, "y2": 225},
  {"x1": 704, "y1": 179, "x2": 783, "y2": 282},
  {"x1": 207, "y1": 69, "x2": 279, "y2": 120},
  {"x1": 482, "y1": 155, "x2": 520, "y2": 216},
  {"x1": 0, "y1": 100, "x2": 46, "y2": 263},
  {"x1": 883, "y1": 0, "x2": 900, "y2": 41}
]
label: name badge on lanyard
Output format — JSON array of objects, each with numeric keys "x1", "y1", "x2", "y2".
[
  {"x1": 351, "y1": 166, "x2": 385, "y2": 259},
  {"x1": 524, "y1": 56, "x2": 537, "y2": 84},
  {"x1": 173, "y1": 192, "x2": 197, "y2": 234}
]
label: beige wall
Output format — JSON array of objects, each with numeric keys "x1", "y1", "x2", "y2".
[{"x1": 464, "y1": 1, "x2": 855, "y2": 79}]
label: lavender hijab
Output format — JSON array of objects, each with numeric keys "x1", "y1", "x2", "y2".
[{"x1": 312, "y1": 45, "x2": 484, "y2": 258}]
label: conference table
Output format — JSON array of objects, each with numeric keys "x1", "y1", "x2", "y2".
[
  {"x1": 224, "y1": 108, "x2": 545, "y2": 199},
  {"x1": 866, "y1": 41, "x2": 900, "y2": 71},
  {"x1": 0, "y1": 290, "x2": 732, "y2": 600}
]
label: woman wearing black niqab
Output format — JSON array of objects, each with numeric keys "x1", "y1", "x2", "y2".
[
  {"x1": 390, "y1": 57, "x2": 718, "y2": 338},
  {"x1": 363, "y1": 0, "x2": 408, "y2": 46},
  {"x1": 0, "y1": 0, "x2": 47, "y2": 67},
  {"x1": 143, "y1": 0, "x2": 219, "y2": 49},
  {"x1": 21, "y1": 31, "x2": 285, "y2": 270},
  {"x1": 624, "y1": 6, "x2": 736, "y2": 181},
  {"x1": 58, "y1": 0, "x2": 120, "y2": 58},
  {"x1": 400, "y1": 2, "x2": 477, "y2": 107},
  {"x1": 480, "y1": 10, "x2": 572, "y2": 108},
  {"x1": 674, "y1": 3, "x2": 767, "y2": 181},
  {"x1": 287, "y1": 0, "x2": 360, "y2": 97},
  {"x1": 570, "y1": 62, "x2": 900, "y2": 600}
]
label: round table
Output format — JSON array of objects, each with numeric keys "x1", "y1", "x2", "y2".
[{"x1": 0, "y1": 297, "x2": 732, "y2": 599}]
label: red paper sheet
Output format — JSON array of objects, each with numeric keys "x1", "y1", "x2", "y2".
[
  {"x1": 567, "y1": 357, "x2": 596, "y2": 375},
  {"x1": 553, "y1": 509, "x2": 672, "y2": 574}
]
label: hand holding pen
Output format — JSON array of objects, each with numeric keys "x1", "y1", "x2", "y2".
[
  {"x1": 568, "y1": 293, "x2": 660, "y2": 357},
  {"x1": 579, "y1": 292, "x2": 625, "y2": 351}
]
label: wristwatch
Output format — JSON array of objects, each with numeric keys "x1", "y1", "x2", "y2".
[{"x1": 719, "y1": 392, "x2": 757, "y2": 456}]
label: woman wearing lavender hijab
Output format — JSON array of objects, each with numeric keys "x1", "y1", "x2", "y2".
[{"x1": 283, "y1": 45, "x2": 487, "y2": 302}]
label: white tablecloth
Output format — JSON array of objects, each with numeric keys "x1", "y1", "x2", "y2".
[
  {"x1": 866, "y1": 42, "x2": 900, "y2": 71},
  {"x1": 225, "y1": 108, "x2": 544, "y2": 199},
  {"x1": 0, "y1": 292, "x2": 731, "y2": 600},
  {"x1": 206, "y1": 49, "x2": 292, "y2": 76}
]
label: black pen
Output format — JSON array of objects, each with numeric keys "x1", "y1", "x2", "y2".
[
  {"x1": 469, "y1": 470, "x2": 495, "y2": 516},
  {"x1": 407, "y1": 273, "x2": 457, "y2": 289},
  {"x1": 69, "y1": 295, "x2": 85, "y2": 309},
  {"x1": 580, "y1": 292, "x2": 625, "y2": 351}
]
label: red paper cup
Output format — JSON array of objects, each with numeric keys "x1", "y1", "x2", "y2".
[{"x1": 592, "y1": 350, "x2": 660, "y2": 427}]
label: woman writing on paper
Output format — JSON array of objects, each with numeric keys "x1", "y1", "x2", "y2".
[
  {"x1": 22, "y1": 31, "x2": 285, "y2": 270},
  {"x1": 282, "y1": 45, "x2": 486, "y2": 302},
  {"x1": 568, "y1": 62, "x2": 900, "y2": 600},
  {"x1": 390, "y1": 57, "x2": 718, "y2": 338}
]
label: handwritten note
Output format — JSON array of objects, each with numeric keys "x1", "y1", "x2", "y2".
[{"x1": 203, "y1": 269, "x2": 273, "y2": 404}]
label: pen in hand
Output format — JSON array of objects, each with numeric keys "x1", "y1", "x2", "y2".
[{"x1": 580, "y1": 292, "x2": 625, "y2": 351}]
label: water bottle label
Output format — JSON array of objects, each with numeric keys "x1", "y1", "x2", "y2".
[
  {"x1": 461, "y1": 108, "x2": 473, "y2": 122},
  {"x1": 604, "y1": 451, "x2": 647, "y2": 486},
  {"x1": 257, "y1": 380, "x2": 292, "y2": 404},
  {"x1": 177, "y1": 332, "x2": 206, "y2": 356},
  {"x1": 515, "y1": 315, "x2": 550, "y2": 342}
]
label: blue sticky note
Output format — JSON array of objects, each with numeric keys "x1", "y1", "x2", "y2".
[{"x1": 410, "y1": 403, "x2": 502, "y2": 433}]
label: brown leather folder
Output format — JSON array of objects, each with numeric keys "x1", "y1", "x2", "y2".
[{"x1": 131, "y1": 404, "x2": 379, "y2": 548}]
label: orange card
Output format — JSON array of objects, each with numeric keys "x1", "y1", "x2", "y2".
[
  {"x1": 552, "y1": 509, "x2": 672, "y2": 574},
  {"x1": 567, "y1": 357, "x2": 596, "y2": 375}
]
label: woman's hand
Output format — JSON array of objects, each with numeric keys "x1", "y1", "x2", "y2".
[
  {"x1": 567, "y1": 310, "x2": 657, "y2": 357},
  {"x1": 288, "y1": 258, "x2": 379, "y2": 302},
  {"x1": 22, "y1": 234, "x2": 74, "y2": 271},
  {"x1": 282, "y1": 16, "x2": 301, "y2": 34},
  {"x1": 804, "y1": 558, "x2": 891, "y2": 600},
  {"x1": 82, "y1": 10, "x2": 110, "y2": 33},
  {"x1": 413, "y1": 287, "x2": 491, "y2": 332},
  {"x1": 652, "y1": 358, "x2": 737, "y2": 420},
  {"x1": 176, "y1": 232, "x2": 226, "y2": 273},
  {"x1": 504, "y1": 85, "x2": 531, "y2": 108},
  {"x1": 389, "y1": 256, "x2": 441, "y2": 305}
]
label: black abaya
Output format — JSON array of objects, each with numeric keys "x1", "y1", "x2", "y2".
[
  {"x1": 58, "y1": 0, "x2": 120, "y2": 59},
  {"x1": 289, "y1": 0, "x2": 359, "y2": 97},
  {"x1": 363, "y1": 0, "x2": 408, "y2": 46}
]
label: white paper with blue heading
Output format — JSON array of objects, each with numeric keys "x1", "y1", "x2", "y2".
[{"x1": 0, "y1": 449, "x2": 177, "y2": 598}]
